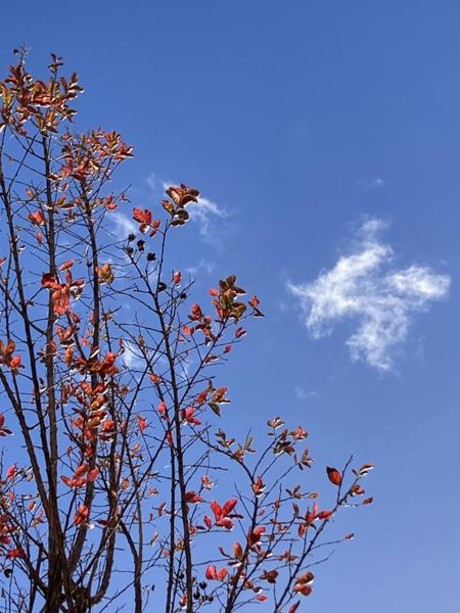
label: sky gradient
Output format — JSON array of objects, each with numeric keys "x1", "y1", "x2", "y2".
[{"x1": 2, "y1": 2, "x2": 460, "y2": 611}]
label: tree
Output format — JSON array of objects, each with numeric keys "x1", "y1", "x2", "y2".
[{"x1": 0, "y1": 51, "x2": 373, "y2": 613}]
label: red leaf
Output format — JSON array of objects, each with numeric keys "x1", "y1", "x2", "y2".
[
  {"x1": 205, "y1": 565, "x2": 227, "y2": 581},
  {"x1": 28, "y1": 211, "x2": 45, "y2": 226},
  {"x1": 210, "y1": 501, "x2": 222, "y2": 521},
  {"x1": 233, "y1": 541, "x2": 243, "y2": 559},
  {"x1": 73, "y1": 504, "x2": 89, "y2": 526},
  {"x1": 9, "y1": 355, "x2": 22, "y2": 372},
  {"x1": 222, "y1": 499, "x2": 238, "y2": 516},
  {"x1": 205, "y1": 564, "x2": 218, "y2": 580},
  {"x1": 185, "y1": 491, "x2": 203, "y2": 504},
  {"x1": 256, "y1": 594, "x2": 268, "y2": 602},
  {"x1": 216, "y1": 518, "x2": 234, "y2": 530},
  {"x1": 294, "y1": 571, "x2": 314, "y2": 597},
  {"x1": 252, "y1": 476, "x2": 266, "y2": 497},
  {"x1": 217, "y1": 568, "x2": 228, "y2": 581},
  {"x1": 133, "y1": 208, "x2": 152, "y2": 225},
  {"x1": 294, "y1": 585, "x2": 312, "y2": 596},
  {"x1": 87, "y1": 468, "x2": 99, "y2": 483},
  {"x1": 41, "y1": 273, "x2": 59, "y2": 289},
  {"x1": 74, "y1": 463, "x2": 88, "y2": 477},
  {"x1": 59, "y1": 260, "x2": 74, "y2": 271},
  {"x1": 137, "y1": 415, "x2": 147, "y2": 433},
  {"x1": 182, "y1": 407, "x2": 201, "y2": 426},
  {"x1": 204, "y1": 515, "x2": 212, "y2": 530},
  {"x1": 326, "y1": 466, "x2": 342, "y2": 486},
  {"x1": 190, "y1": 304, "x2": 203, "y2": 321}
]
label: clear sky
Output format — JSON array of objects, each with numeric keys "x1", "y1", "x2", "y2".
[{"x1": 2, "y1": 1, "x2": 460, "y2": 611}]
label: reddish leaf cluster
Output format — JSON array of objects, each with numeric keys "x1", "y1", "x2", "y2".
[
  {"x1": 0, "y1": 57, "x2": 82, "y2": 134},
  {"x1": 0, "y1": 339, "x2": 23, "y2": 373},
  {"x1": 62, "y1": 464, "x2": 98, "y2": 489},
  {"x1": 204, "y1": 499, "x2": 240, "y2": 530},
  {"x1": 132, "y1": 208, "x2": 161, "y2": 236},
  {"x1": 41, "y1": 268, "x2": 85, "y2": 316},
  {"x1": 73, "y1": 504, "x2": 90, "y2": 527},
  {"x1": 0, "y1": 414, "x2": 12, "y2": 437},
  {"x1": 161, "y1": 184, "x2": 199, "y2": 226},
  {"x1": 0, "y1": 54, "x2": 375, "y2": 613}
]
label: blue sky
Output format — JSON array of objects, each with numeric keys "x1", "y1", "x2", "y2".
[{"x1": 3, "y1": 1, "x2": 460, "y2": 611}]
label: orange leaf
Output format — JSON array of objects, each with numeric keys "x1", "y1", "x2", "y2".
[
  {"x1": 59, "y1": 260, "x2": 74, "y2": 271},
  {"x1": 150, "y1": 372, "x2": 161, "y2": 383},
  {"x1": 233, "y1": 541, "x2": 243, "y2": 559}
]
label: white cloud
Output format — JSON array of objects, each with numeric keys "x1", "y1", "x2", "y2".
[
  {"x1": 111, "y1": 212, "x2": 137, "y2": 241},
  {"x1": 189, "y1": 195, "x2": 230, "y2": 244},
  {"x1": 287, "y1": 219, "x2": 450, "y2": 371},
  {"x1": 122, "y1": 341, "x2": 144, "y2": 370}
]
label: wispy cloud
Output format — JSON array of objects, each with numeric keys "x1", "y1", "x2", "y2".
[
  {"x1": 111, "y1": 212, "x2": 137, "y2": 241},
  {"x1": 356, "y1": 178, "x2": 385, "y2": 189},
  {"x1": 294, "y1": 386, "x2": 317, "y2": 400},
  {"x1": 189, "y1": 195, "x2": 230, "y2": 245},
  {"x1": 287, "y1": 219, "x2": 450, "y2": 371},
  {"x1": 122, "y1": 341, "x2": 143, "y2": 370},
  {"x1": 184, "y1": 259, "x2": 216, "y2": 277}
]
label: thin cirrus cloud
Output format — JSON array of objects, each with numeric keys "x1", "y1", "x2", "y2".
[
  {"x1": 356, "y1": 177, "x2": 385, "y2": 189},
  {"x1": 287, "y1": 219, "x2": 451, "y2": 371},
  {"x1": 111, "y1": 212, "x2": 137, "y2": 241}
]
